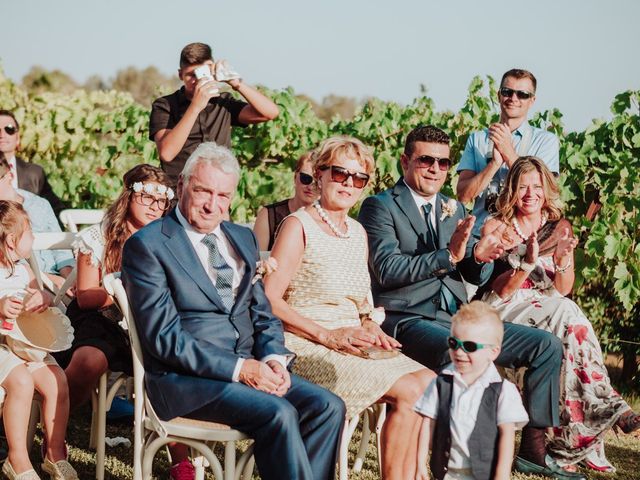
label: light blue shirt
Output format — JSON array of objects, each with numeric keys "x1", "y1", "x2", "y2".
[
  {"x1": 20, "y1": 189, "x2": 75, "y2": 274},
  {"x1": 457, "y1": 122, "x2": 559, "y2": 233}
]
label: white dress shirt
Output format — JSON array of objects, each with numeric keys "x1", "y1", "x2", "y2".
[
  {"x1": 404, "y1": 179, "x2": 437, "y2": 231},
  {"x1": 175, "y1": 207, "x2": 287, "y2": 381},
  {"x1": 8, "y1": 155, "x2": 18, "y2": 189},
  {"x1": 414, "y1": 362, "x2": 529, "y2": 472}
]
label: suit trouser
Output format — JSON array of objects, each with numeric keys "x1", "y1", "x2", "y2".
[
  {"x1": 386, "y1": 311, "x2": 562, "y2": 428},
  {"x1": 184, "y1": 373, "x2": 346, "y2": 480}
]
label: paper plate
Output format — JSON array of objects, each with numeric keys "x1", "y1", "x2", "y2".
[{"x1": 0, "y1": 307, "x2": 74, "y2": 352}]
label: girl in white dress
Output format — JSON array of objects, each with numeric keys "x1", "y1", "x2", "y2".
[{"x1": 0, "y1": 200, "x2": 78, "y2": 480}]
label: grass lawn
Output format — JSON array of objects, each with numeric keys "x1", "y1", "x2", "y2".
[{"x1": 23, "y1": 396, "x2": 637, "y2": 479}]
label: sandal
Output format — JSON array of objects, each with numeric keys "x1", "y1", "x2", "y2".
[
  {"x1": 615, "y1": 410, "x2": 640, "y2": 434},
  {"x1": 40, "y1": 458, "x2": 78, "y2": 480}
]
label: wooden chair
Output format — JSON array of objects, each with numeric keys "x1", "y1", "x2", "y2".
[
  {"x1": 58, "y1": 209, "x2": 104, "y2": 233},
  {"x1": 103, "y1": 273, "x2": 255, "y2": 480}
]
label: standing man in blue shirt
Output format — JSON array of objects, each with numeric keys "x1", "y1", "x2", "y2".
[{"x1": 456, "y1": 69, "x2": 559, "y2": 234}]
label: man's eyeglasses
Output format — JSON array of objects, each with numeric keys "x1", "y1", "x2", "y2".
[
  {"x1": 320, "y1": 165, "x2": 370, "y2": 189},
  {"x1": 499, "y1": 87, "x2": 534, "y2": 100},
  {"x1": 298, "y1": 172, "x2": 314, "y2": 186},
  {"x1": 447, "y1": 336, "x2": 495, "y2": 353},
  {"x1": 133, "y1": 192, "x2": 172, "y2": 211},
  {"x1": 1, "y1": 125, "x2": 18, "y2": 135},
  {"x1": 414, "y1": 155, "x2": 451, "y2": 171}
]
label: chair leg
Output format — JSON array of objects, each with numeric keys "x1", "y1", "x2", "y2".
[
  {"x1": 236, "y1": 445, "x2": 254, "y2": 480},
  {"x1": 374, "y1": 404, "x2": 387, "y2": 476},
  {"x1": 353, "y1": 408, "x2": 372, "y2": 473},
  {"x1": 338, "y1": 414, "x2": 361, "y2": 480},
  {"x1": 224, "y1": 441, "x2": 237, "y2": 480},
  {"x1": 26, "y1": 399, "x2": 41, "y2": 454},
  {"x1": 95, "y1": 373, "x2": 108, "y2": 480}
]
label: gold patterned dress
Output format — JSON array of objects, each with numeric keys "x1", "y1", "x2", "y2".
[{"x1": 283, "y1": 210, "x2": 424, "y2": 418}]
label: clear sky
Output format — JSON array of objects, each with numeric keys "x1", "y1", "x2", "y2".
[{"x1": 2, "y1": 0, "x2": 638, "y2": 131}]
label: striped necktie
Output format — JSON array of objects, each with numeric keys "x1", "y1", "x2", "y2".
[{"x1": 202, "y1": 233, "x2": 234, "y2": 311}]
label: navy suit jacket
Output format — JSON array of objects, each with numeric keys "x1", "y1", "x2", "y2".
[
  {"x1": 121, "y1": 210, "x2": 292, "y2": 421},
  {"x1": 358, "y1": 179, "x2": 493, "y2": 335}
]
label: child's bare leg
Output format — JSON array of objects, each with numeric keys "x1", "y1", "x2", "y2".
[
  {"x1": 2, "y1": 364, "x2": 36, "y2": 473},
  {"x1": 32, "y1": 364, "x2": 70, "y2": 461},
  {"x1": 64, "y1": 346, "x2": 108, "y2": 408}
]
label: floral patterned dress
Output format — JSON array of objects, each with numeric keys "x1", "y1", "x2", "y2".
[{"x1": 481, "y1": 220, "x2": 629, "y2": 470}]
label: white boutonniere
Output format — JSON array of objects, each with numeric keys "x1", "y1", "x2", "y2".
[
  {"x1": 440, "y1": 198, "x2": 458, "y2": 221},
  {"x1": 252, "y1": 257, "x2": 278, "y2": 284}
]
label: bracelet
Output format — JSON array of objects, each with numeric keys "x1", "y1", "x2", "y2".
[
  {"x1": 554, "y1": 258, "x2": 572, "y2": 274},
  {"x1": 447, "y1": 249, "x2": 458, "y2": 267},
  {"x1": 519, "y1": 261, "x2": 535, "y2": 273},
  {"x1": 507, "y1": 253, "x2": 535, "y2": 273}
]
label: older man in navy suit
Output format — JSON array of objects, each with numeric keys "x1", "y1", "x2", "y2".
[
  {"x1": 122, "y1": 142, "x2": 345, "y2": 480},
  {"x1": 359, "y1": 126, "x2": 580, "y2": 479}
]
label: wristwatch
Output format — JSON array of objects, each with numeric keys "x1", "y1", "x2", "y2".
[{"x1": 447, "y1": 249, "x2": 458, "y2": 267}]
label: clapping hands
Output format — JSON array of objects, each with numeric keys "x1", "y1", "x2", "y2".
[
  {"x1": 554, "y1": 227, "x2": 578, "y2": 265},
  {"x1": 474, "y1": 221, "x2": 506, "y2": 263}
]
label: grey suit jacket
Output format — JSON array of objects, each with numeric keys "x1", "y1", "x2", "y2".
[{"x1": 358, "y1": 179, "x2": 492, "y2": 334}]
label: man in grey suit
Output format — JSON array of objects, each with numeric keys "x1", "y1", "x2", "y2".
[
  {"x1": 359, "y1": 126, "x2": 582, "y2": 479},
  {"x1": 122, "y1": 143, "x2": 345, "y2": 480}
]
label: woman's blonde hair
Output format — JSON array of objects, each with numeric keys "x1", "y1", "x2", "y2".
[
  {"x1": 494, "y1": 156, "x2": 563, "y2": 223},
  {"x1": 312, "y1": 136, "x2": 376, "y2": 179},
  {"x1": 102, "y1": 164, "x2": 171, "y2": 274},
  {"x1": 0, "y1": 200, "x2": 30, "y2": 276}
]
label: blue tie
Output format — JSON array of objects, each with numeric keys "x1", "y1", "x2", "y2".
[
  {"x1": 202, "y1": 234, "x2": 234, "y2": 312},
  {"x1": 422, "y1": 203, "x2": 458, "y2": 314}
]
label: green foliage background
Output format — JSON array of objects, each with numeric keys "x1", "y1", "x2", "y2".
[{"x1": 1, "y1": 68, "x2": 638, "y2": 386}]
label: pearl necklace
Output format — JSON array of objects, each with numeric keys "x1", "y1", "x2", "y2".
[
  {"x1": 314, "y1": 201, "x2": 351, "y2": 238},
  {"x1": 512, "y1": 213, "x2": 547, "y2": 242}
]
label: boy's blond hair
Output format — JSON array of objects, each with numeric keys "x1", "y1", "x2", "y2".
[{"x1": 451, "y1": 301, "x2": 504, "y2": 345}]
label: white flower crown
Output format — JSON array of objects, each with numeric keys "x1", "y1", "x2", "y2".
[{"x1": 131, "y1": 182, "x2": 175, "y2": 200}]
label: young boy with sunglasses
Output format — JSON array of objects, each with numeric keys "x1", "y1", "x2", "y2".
[
  {"x1": 455, "y1": 69, "x2": 559, "y2": 235},
  {"x1": 414, "y1": 301, "x2": 528, "y2": 480}
]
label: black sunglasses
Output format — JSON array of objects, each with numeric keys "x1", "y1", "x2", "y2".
[
  {"x1": 499, "y1": 87, "x2": 534, "y2": 100},
  {"x1": 320, "y1": 165, "x2": 370, "y2": 189},
  {"x1": 414, "y1": 155, "x2": 451, "y2": 171},
  {"x1": 447, "y1": 336, "x2": 495, "y2": 353},
  {"x1": 133, "y1": 192, "x2": 172, "y2": 211},
  {"x1": 1, "y1": 125, "x2": 18, "y2": 135},
  {"x1": 298, "y1": 172, "x2": 314, "y2": 185}
]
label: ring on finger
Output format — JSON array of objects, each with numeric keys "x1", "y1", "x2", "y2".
[{"x1": 347, "y1": 336, "x2": 353, "y2": 344}]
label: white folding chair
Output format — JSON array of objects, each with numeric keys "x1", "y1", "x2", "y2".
[
  {"x1": 90, "y1": 369, "x2": 130, "y2": 480},
  {"x1": 103, "y1": 274, "x2": 255, "y2": 480},
  {"x1": 28, "y1": 233, "x2": 128, "y2": 480},
  {"x1": 29, "y1": 232, "x2": 78, "y2": 308},
  {"x1": 59, "y1": 209, "x2": 105, "y2": 233}
]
